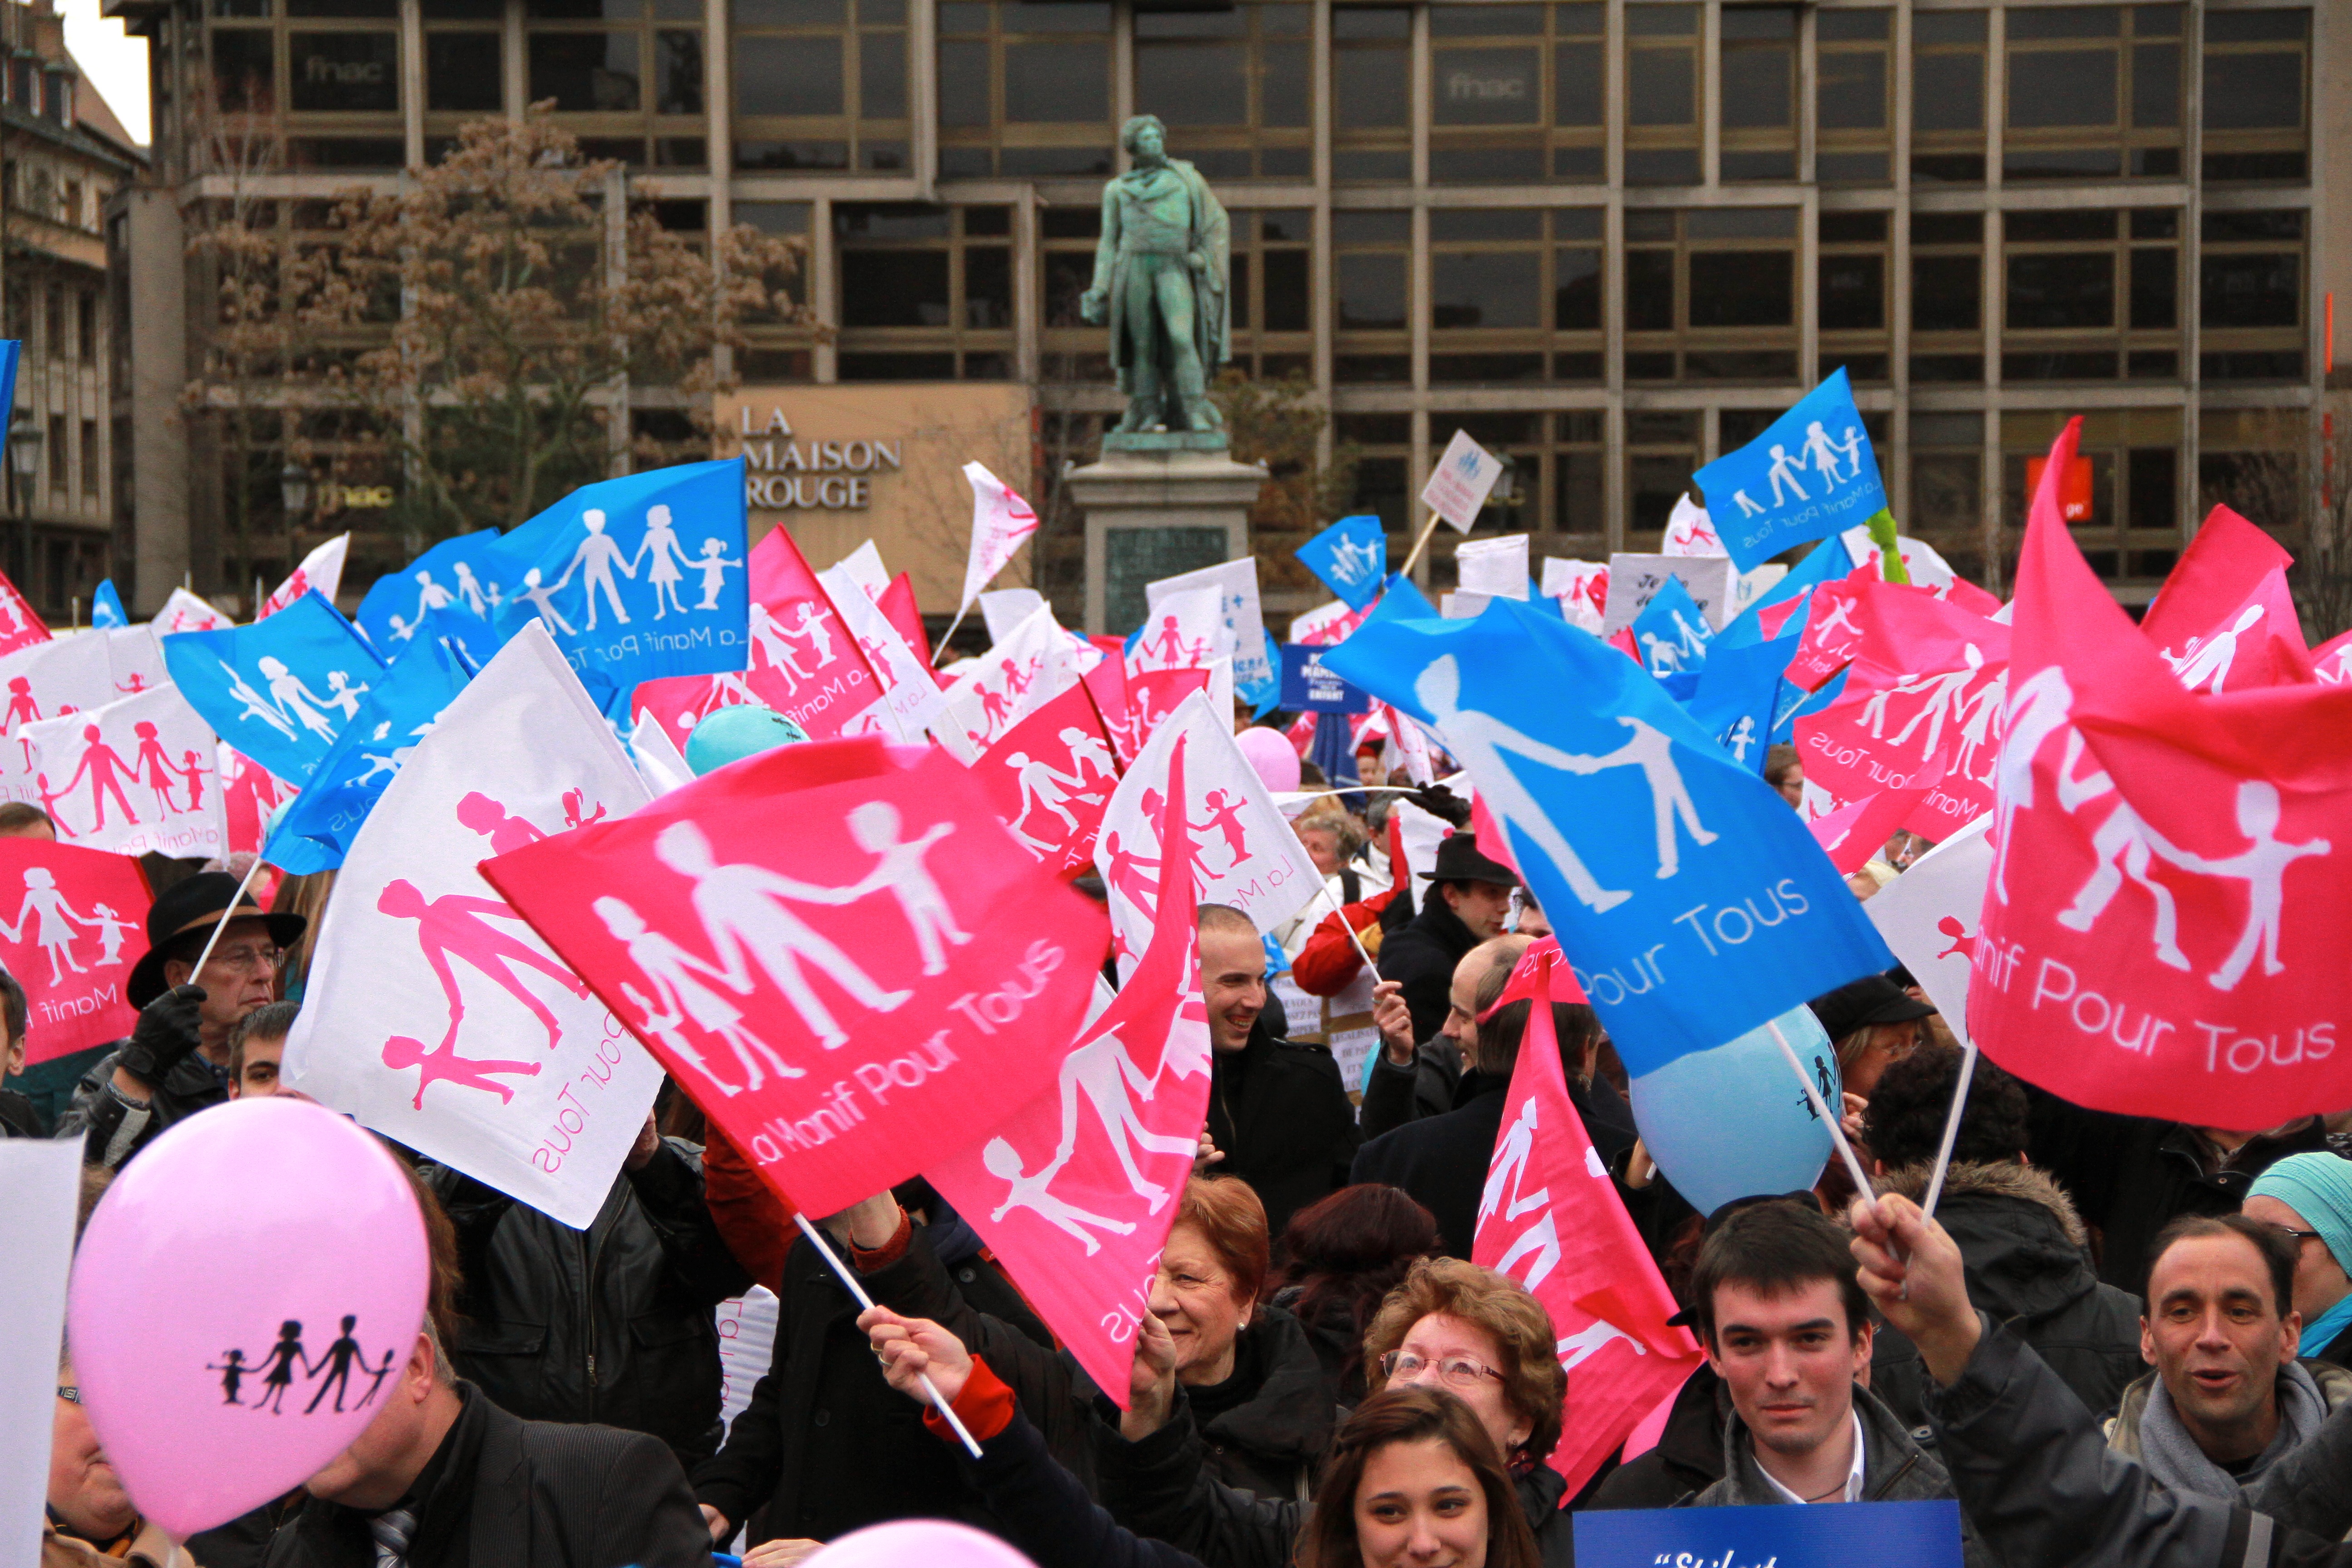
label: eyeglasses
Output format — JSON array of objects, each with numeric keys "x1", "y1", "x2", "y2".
[
  {"x1": 1379, "y1": 1350, "x2": 1504, "y2": 1390},
  {"x1": 2264, "y1": 1223, "x2": 2324, "y2": 1245},
  {"x1": 56, "y1": 1386, "x2": 79, "y2": 1403},
  {"x1": 206, "y1": 945, "x2": 282, "y2": 976}
]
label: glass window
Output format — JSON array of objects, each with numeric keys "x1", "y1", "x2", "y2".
[
  {"x1": 1223, "y1": 210, "x2": 1310, "y2": 377},
  {"x1": 1627, "y1": 409, "x2": 1699, "y2": 540},
  {"x1": 1909, "y1": 411, "x2": 1982, "y2": 563},
  {"x1": 2003, "y1": 6, "x2": 2182, "y2": 181},
  {"x1": 1426, "y1": 3, "x2": 1605, "y2": 184},
  {"x1": 2001, "y1": 207, "x2": 2182, "y2": 383},
  {"x1": 2200, "y1": 10, "x2": 2308, "y2": 182},
  {"x1": 1716, "y1": 5, "x2": 1794, "y2": 182},
  {"x1": 1620, "y1": 208, "x2": 1797, "y2": 384},
  {"x1": 1333, "y1": 209, "x2": 1409, "y2": 382},
  {"x1": 1910, "y1": 9, "x2": 1984, "y2": 184},
  {"x1": 1624, "y1": 3, "x2": 1700, "y2": 186},
  {"x1": 1135, "y1": 5, "x2": 1309, "y2": 181},
  {"x1": 1427, "y1": 209, "x2": 1601, "y2": 385},
  {"x1": 2198, "y1": 209, "x2": 2303, "y2": 380},
  {"x1": 1909, "y1": 211, "x2": 1982, "y2": 382},
  {"x1": 835, "y1": 205, "x2": 1014, "y2": 380},
  {"x1": 211, "y1": 0, "x2": 402, "y2": 168},
  {"x1": 426, "y1": 30, "x2": 503, "y2": 112},
  {"x1": 1333, "y1": 5, "x2": 1410, "y2": 181},
  {"x1": 1818, "y1": 210, "x2": 1887, "y2": 382},
  {"x1": 734, "y1": 0, "x2": 902, "y2": 173},
  {"x1": 935, "y1": 0, "x2": 1109, "y2": 179},
  {"x1": 1816, "y1": 10, "x2": 1890, "y2": 184}
]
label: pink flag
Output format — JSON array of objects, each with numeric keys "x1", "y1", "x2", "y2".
[
  {"x1": 1780, "y1": 572, "x2": 1877, "y2": 692},
  {"x1": 1123, "y1": 667, "x2": 1211, "y2": 749},
  {"x1": 2152, "y1": 566, "x2": 2312, "y2": 695},
  {"x1": 1807, "y1": 779, "x2": 1939, "y2": 875},
  {"x1": 929, "y1": 738, "x2": 1208, "y2": 1406},
  {"x1": 1472, "y1": 949, "x2": 1702, "y2": 1495},
  {"x1": 258, "y1": 535, "x2": 350, "y2": 621},
  {"x1": 977, "y1": 681, "x2": 1122, "y2": 877},
  {"x1": 1471, "y1": 790, "x2": 1518, "y2": 876},
  {"x1": 877, "y1": 572, "x2": 932, "y2": 666},
  {"x1": 0, "y1": 567, "x2": 49, "y2": 658},
  {"x1": 2141, "y1": 506, "x2": 2294, "y2": 663},
  {"x1": 483, "y1": 738, "x2": 1107, "y2": 1216},
  {"x1": 1490, "y1": 936, "x2": 1590, "y2": 1012},
  {"x1": 959, "y1": 462, "x2": 1041, "y2": 613},
  {"x1": 1795, "y1": 583, "x2": 2008, "y2": 842},
  {"x1": 219, "y1": 746, "x2": 292, "y2": 859},
  {"x1": 1082, "y1": 651, "x2": 1138, "y2": 765},
  {"x1": 0, "y1": 837, "x2": 150, "y2": 1064},
  {"x1": 1293, "y1": 598, "x2": 1376, "y2": 647},
  {"x1": 2314, "y1": 627, "x2": 2352, "y2": 686},
  {"x1": 1971, "y1": 420, "x2": 2352, "y2": 1128}
]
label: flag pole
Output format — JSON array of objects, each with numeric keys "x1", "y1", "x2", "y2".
[
  {"x1": 931, "y1": 602, "x2": 972, "y2": 667},
  {"x1": 1397, "y1": 510, "x2": 1447, "y2": 578},
  {"x1": 1314, "y1": 878, "x2": 1379, "y2": 975},
  {"x1": 190, "y1": 854, "x2": 270, "y2": 980},
  {"x1": 791, "y1": 1211, "x2": 984, "y2": 1458},
  {"x1": 1919, "y1": 1031, "x2": 1979, "y2": 1221},
  {"x1": 1764, "y1": 1015, "x2": 1877, "y2": 1206}
]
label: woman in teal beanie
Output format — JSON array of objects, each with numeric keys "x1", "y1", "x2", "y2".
[{"x1": 2247, "y1": 1151, "x2": 2352, "y2": 1366}]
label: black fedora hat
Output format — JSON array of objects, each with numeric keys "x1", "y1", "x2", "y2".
[
  {"x1": 1417, "y1": 834, "x2": 1519, "y2": 888},
  {"x1": 127, "y1": 871, "x2": 308, "y2": 1008},
  {"x1": 1806, "y1": 971, "x2": 1934, "y2": 1044}
]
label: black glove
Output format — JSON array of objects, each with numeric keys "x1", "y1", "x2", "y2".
[{"x1": 117, "y1": 984, "x2": 207, "y2": 1087}]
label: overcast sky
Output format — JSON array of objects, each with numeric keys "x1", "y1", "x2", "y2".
[{"x1": 62, "y1": 0, "x2": 148, "y2": 145}]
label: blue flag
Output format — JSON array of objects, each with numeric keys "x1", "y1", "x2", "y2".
[
  {"x1": 1629, "y1": 574, "x2": 1713, "y2": 677},
  {"x1": 1310, "y1": 710, "x2": 1356, "y2": 787},
  {"x1": 262, "y1": 632, "x2": 475, "y2": 873},
  {"x1": 1238, "y1": 628, "x2": 1284, "y2": 720},
  {"x1": 1774, "y1": 664, "x2": 1847, "y2": 745},
  {"x1": 90, "y1": 580, "x2": 127, "y2": 629},
  {"x1": 1682, "y1": 633, "x2": 1798, "y2": 773},
  {"x1": 161, "y1": 592, "x2": 386, "y2": 786},
  {"x1": 1360, "y1": 572, "x2": 1441, "y2": 631},
  {"x1": 1296, "y1": 515, "x2": 1389, "y2": 611},
  {"x1": 1715, "y1": 535, "x2": 1854, "y2": 650},
  {"x1": 0, "y1": 342, "x2": 18, "y2": 474},
  {"x1": 1280, "y1": 642, "x2": 1372, "y2": 714},
  {"x1": 485, "y1": 458, "x2": 750, "y2": 687},
  {"x1": 1694, "y1": 370, "x2": 1888, "y2": 571},
  {"x1": 354, "y1": 527, "x2": 505, "y2": 655},
  {"x1": 1318, "y1": 597, "x2": 1891, "y2": 1073}
]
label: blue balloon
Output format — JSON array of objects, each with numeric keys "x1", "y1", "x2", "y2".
[
  {"x1": 1627, "y1": 1004, "x2": 1841, "y2": 1215},
  {"x1": 684, "y1": 705, "x2": 808, "y2": 775}
]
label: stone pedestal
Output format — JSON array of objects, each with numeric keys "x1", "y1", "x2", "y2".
[{"x1": 1071, "y1": 435, "x2": 1267, "y2": 635}]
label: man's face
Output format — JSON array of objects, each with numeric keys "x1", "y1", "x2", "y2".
[
  {"x1": 1438, "y1": 949, "x2": 1484, "y2": 1061},
  {"x1": 167, "y1": 916, "x2": 280, "y2": 1044},
  {"x1": 1443, "y1": 880, "x2": 1514, "y2": 940},
  {"x1": 1198, "y1": 926, "x2": 1265, "y2": 1053},
  {"x1": 1776, "y1": 764, "x2": 1805, "y2": 808},
  {"x1": 306, "y1": 1340, "x2": 433, "y2": 1511},
  {"x1": 1707, "y1": 1279, "x2": 1870, "y2": 1462},
  {"x1": 1297, "y1": 825, "x2": 1341, "y2": 878},
  {"x1": 49, "y1": 1372, "x2": 135, "y2": 1543},
  {"x1": 231, "y1": 1034, "x2": 287, "y2": 1098},
  {"x1": 2142, "y1": 1233, "x2": 2298, "y2": 1450}
]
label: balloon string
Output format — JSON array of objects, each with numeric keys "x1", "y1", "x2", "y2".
[{"x1": 791, "y1": 1211, "x2": 983, "y2": 1459}]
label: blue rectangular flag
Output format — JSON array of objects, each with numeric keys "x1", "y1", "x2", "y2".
[
  {"x1": 262, "y1": 631, "x2": 475, "y2": 873},
  {"x1": 1681, "y1": 632, "x2": 1798, "y2": 773},
  {"x1": 1695, "y1": 369, "x2": 1887, "y2": 572},
  {"x1": 161, "y1": 591, "x2": 386, "y2": 786},
  {"x1": 1629, "y1": 573, "x2": 1713, "y2": 677},
  {"x1": 485, "y1": 457, "x2": 750, "y2": 688},
  {"x1": 90, "y1": 580, "x2": 127, "y2": 628},
  {"x1": 354, "y1": 526, "x2": 504, "y2": 655},
  {"x1": 1279, "y1": 642, "x2": 1372, "y2": 714},
  {"x1": 1573, "y1": 1500, "x2": 1964, "y2": 1568},
  {"x1": 1318, "y1": 596, "x2": 1891, "y2": 1073},
  {"x1": 1296, "y1": 515, "x2": 1389, "y2": 611}
]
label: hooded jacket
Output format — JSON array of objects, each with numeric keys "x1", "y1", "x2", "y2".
[
  {"x1": 1205, "y1": 1014, "x2": 1359, "y2": 1238},
  {"x1": 1869, "y1": 1160, "x2": 2145, "y2": 1429}
]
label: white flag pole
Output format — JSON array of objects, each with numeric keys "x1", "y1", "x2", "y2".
[
  {"x1": 1765, "y1": 1015, "x2": 1877, "y2": 1204},
  {"x1": 1313, "y1": 878, "x2": 1379, "y2": 975},
  {"x1": 1919, "y1": 1031, "x2": 1980, "y2": 1221},
  {"x1": 791, "y1": 1211, "x2": 984, "y2": 1458},
  {"x1": 931, "y1": 601, "x2": 972, "y2": 667},
  {"x1": 189, "y1": 854, "x2": 270, "y2": 980}
]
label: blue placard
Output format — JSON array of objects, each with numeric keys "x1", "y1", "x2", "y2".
[
  {"x1": 1693, "y1": 369, "x2": 1888, "y2": 572},
  {"x1": 1279, "y1": 642, "x2": 1372, "y2": 714},
  {"x1": 1572, "y1": 1500, "x2": 1965, "y2": 1568}
]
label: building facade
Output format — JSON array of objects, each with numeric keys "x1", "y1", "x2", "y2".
[
  {"x1": 3, "y1": 0, "x2": 142, "y2": 622},
  {"x1": 105, "y1": 0, "x2": 2341, "y2": 621}
]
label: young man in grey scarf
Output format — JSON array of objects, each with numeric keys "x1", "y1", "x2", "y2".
[{"x1": 2105, "y1": 1214, "x2": 2352, "y2": 1501}]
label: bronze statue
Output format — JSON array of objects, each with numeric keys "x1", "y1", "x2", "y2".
[{"x1": 1080, "y1": 116, "x2": 1231, "y2": 438}]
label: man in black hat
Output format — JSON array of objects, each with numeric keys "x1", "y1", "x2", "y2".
[
  {"x1": 1375, "y1": 834, "x2": 1519, "y2": 1058},
  {"x1": 59, "y1": 869, "x2": 307, "y2": 1169}
]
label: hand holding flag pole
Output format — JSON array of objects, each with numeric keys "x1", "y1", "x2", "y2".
[{"x1": 791, "y1": 1210, "x2": 984, "y2": 1457}]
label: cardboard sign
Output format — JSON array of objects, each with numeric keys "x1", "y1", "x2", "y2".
[{"x1": 1421, "y1": 429, "x2": 1505, "y2": 532}]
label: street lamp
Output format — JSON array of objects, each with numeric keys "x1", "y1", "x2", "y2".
[
  {"x1": 278, "y1": 461, "x2": 314, "y2": 519},
  {"x1": 8, "y1": 415, "x2": 43, "y2": 593}
]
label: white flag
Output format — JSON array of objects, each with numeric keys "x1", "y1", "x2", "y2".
[
  {"x1": 1862, "y1": 813, "x2": 1992, "y2": 1034},
  {"x1": 959, "y1": 461, "x2": 1041, "y2": 612},
  {"x1": 938, "y1": 603, "x2": 1078, "y2": 752},
  {"x1": 103, "y1": 627, "x2": 167, "y2": 697},
  {"x1": 153, "y1": 588, "x2": 232, "y2": 637},
  {"x1": 259, "y1": 533, "x2": 350, "y2": 620},
  {"x1": 22, "y1": 685, "x2": 225, "y2": 858},
  {"x1": 1540, "y1": 559, "x2": 1609, "y2": 633},
  {"x1": 1145, "y1": 559, "x2": 1272, "y2": 690},
  {"x1": 816, "y1": 564, "x2": 954, "y2": 748},
  {"x1": 629, "y1": 710, "x2": 695, "y2": 797},
  {"x1": 1094, "y1": 691, "x2": 1321, "y2": 971},
  {"x1": 283, "y1": 622, "x2": 662, "y2": 1229},
  {"x1": 1840, "y1": 525, "x2": 1964, "y2": 599},
  {"x1": 1455, "y1": 535, "x2": 1531, "y2": 601},
  {"x1": 1662, "y1": 495, "x2": 1726, "y2": 558},
  {"x1": 980, "y1": 588, "x2": 1048, "y2": 646},
  {"x1": 831, "y1": 539, "x2": 891, "y2": 602},
  {"x1": 1129, "y1": 587, "x2": 1225, "y2": 674}
]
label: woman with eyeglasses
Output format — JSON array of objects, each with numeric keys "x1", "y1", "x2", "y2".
[
  {"x1": 861, "y1": 1303, "x2": 1544, "y2": 1568},
  {"x1": 1105, "y1": 1256, "x2": 1574, "y2": 1568}
]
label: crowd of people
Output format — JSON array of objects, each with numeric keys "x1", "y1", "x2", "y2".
[{"x1": 9, "y1": 715, "x2": 2352, "y2": 1568}]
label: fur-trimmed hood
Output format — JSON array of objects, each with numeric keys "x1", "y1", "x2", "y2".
[{"x1": 1875, "y1": 1159, "x2": 2092, "y2": 1250}]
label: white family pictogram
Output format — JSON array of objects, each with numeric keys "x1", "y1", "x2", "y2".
[
  {"x1": 0, "y1": 867, "x2": 127, "y2": 982},
  {"x1": 1325, "y1": 533, "x2": 1381, "y2": 586},
  {"x1": 2160, "y1": 603, "x2": 2264, "y2": 695},
  {"x1": 1731, "y1": 421, "x2": 1866, "y2": 517}
]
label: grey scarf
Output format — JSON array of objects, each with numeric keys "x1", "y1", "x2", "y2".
[{"x1": 2138, "y1": 1361, "x2": 2328, "y2": 1502}]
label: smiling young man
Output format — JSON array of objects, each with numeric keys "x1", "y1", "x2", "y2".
[
  {"x1": 1684, "y1": 1200, "x2": 1991, "y2": 1562},
  {"x1": 2104, "y1": 1215, "x2": 2352, "y2": 1502},
  {"x1": 1196, "y1": 903, "x2": 1359, "y2": 1237}
]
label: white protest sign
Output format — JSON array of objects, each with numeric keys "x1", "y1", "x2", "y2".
[
  {"x1": 0, "y1": 1139, "x2": 79, "y2": 1568},
  {"x1": 1146, "y1": 559, "x2": 1273, "y2": 691},
  {"x1": 1455, "y1": 534, "x2": 1531, "y2": 601},
  {"x1": 1600, "y1": 553, "x2": 1737, "y2": 636},
  {"x1": 23, "y1": 685, "x2": 227, "y2": 858},
  {"x1": 1421, "y1": 430, "x2": 1505, "y2": 533},
  {"x1": 1863, "y1": 813, "x2": 1992, "y2": 1032},
  {"x1": 284, "y1": 623, "x2": 662, "y2": 1230},
  {"x1": 1541, "y1": 559, "x2": 1610, "y2": 633}
]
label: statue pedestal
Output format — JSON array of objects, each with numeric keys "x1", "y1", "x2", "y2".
[{"x1": 1072, "y1": 438, "x2": 1267, "y2": 635}]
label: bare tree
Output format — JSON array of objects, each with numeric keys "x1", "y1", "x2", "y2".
[
  {"x1": 1210, "y1": 368, "x2": 1358, "y2": 596},
  {"x1": 2201, "y1": 407, "x2": 2352, "y2": 647}
]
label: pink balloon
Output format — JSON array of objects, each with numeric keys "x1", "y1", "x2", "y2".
[
  {"x1": 809, "y1": 1520, "x2": 1039, "y2": 1568},
  {"x1": 1235, "y1": 725, "x2": 1302, "y2": 795},
  {"x1": 68, "y1": 1098, "x2": 428, "y2": 1537}
]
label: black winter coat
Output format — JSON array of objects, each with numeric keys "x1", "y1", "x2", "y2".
[
  {"x1": 59, "y1": 1041, "x2": 226, "y2": 1169},
  {"x1": 263, "y1": 1382, "x2": 710, "y2": 1568},
  {"x1": 1356, "y1": 1039, "x2": 1463, "y2": 1139},
  {"x1": 1172, "y1": 1304, "x2": 1342, "y2": 1500},
  {"x1": 0, "y1": 1085, "x2": 43, "y2": 1138},
  {"x1": 1583, "y1": 1365, "x2": 1729, "y2": 1510},
  {"x1": 691, "y1": 1216, "x2": 1070, "y2": 1544},
  {"x1": 426, "y1": 1138, "x2": 750, "y2": 1471},
  {"x1": 1207, "y1": 1015, "x2": 1361, "y2": 1238},
  {"x1": 1868, "y1": 1160, "x2": 2144, "y2": 1430},
  {"x1": 2024, "y1": 1086, "x2": 2330, "y2": 1293},
  {"x1": 1377, "y1": 896, "x2": 1481, "y2": 1046},
  {"x1": 951, "y1": 1406, "x2": 1201, "y2": 1568}
]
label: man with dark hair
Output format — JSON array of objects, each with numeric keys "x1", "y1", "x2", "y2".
[
  {"x1": 1679, "y1": 1200, "x2": 1988, "y2": 1560},
  {"x1": 1196, "y1": 903, "x2": 1358, "y2": 1235},
  {"x1": 1861, "y1": 1044, "x2": 2142, "y2": 1428},
  {"x1": 2104, "y1": 1213, "x2": 2352, "y2": 1503},
  {"x1": 0, "y1": 800, "x2": 56, "y2": 839},
  {"x1": 227, "y1": 1000, "x2": 301, "y2": 1099},
  {"x1": 0, "y1": 965, "x2": 40, "y2": 1137},
  {"x1": 1377, "y1": 836, "x2": 1517, "y2": 1046}
]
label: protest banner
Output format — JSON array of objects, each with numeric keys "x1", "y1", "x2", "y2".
[
  {"x1": 2151, "y1": 563, "x2": 2311, "y2": 695},
  {"x1": 976, "y1": 680, "x2": 1122, "y2": 876},
  {"x1": 2317, "y1": 627, "x2": 2352, "y2": 686},
  {"x1": 0, "y1": 837, "x2": 148, "y2": 1064},
  {"x1": 1681, "y1": 633, "x2": 1798, "y2": 773},
  {"x1": 283, "y1": 623, "x2": 661, "y2": 1230},
  {"x1": 1322, "y1": 595, "x2": 1891, "y2": 1076},
  {"x1": 1972, "y1": 419, "x2": 2352, "y2": 1128},
  {"x1": 930, "y1": 746, "x2": 1208, "y2": 1405},
  {"x1": 1278, "y1": 643, "x2": 1372, "y2": 715},
  {"x1": 485, "y1": 737, "x2": 1106, "y2": 1217},
  {"x1": 163, "y1": 592, "x2": 385, "y2": 788},
  {"x1": 1420, "y1": 429, "x2": 1505, "y2": 534},
  {"x1": 980, "y1": 588, "x2": 1048, "y2": 646},
  {"x1": 258, "y1": 534, "x2": 351, "y2": 620},
  {"x1": 1837, "y1": 525, "x2": 2001, "y2": 616},
  {"x1": 354, "y1": 529, "x2": 503, "y2": 654},
  {"x1": 22, "y1": 685, "x2": 225, "y2": 859},
  {"x1": 876, "y1": 572, "x2": 931, "y2": 665},
  {"x1": 1808, "y1": 780, "x2": 1939, "y2": 876},
  {"x1": 1473, "y1": 947, "x2": 1702, "y2": 1494},
  {"x1": 1572, "y1": 1499, "x2": 1965, "y2": 1568},
  {"x1": 1601, "y1": 555, "x2": 1735, "y2": 637},
  {"x1": 1291, "y1": 597, "x2": 1377, "y2": 648},
  {"x1": 1296, "y1": 515, "x2": 1388, "y2": 610},
  {"x1": 0, "y1": 631, "x2": 119, "y2": 802},
  {"x1": 1692, "y1": 368, "x2": 1890, "y2": 572}
]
